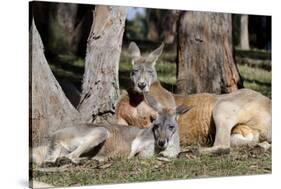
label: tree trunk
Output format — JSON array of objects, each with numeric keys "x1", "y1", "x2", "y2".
[
  {"x1": 176, "y1": 11, "x2": 241, "y2": 94},
  {"x1": 146, "y1": 10, "x2": 160, "y2": 41},
  {"x1": 239, "y1": 15, "x2": 250, "y2": 50},
  {"x1": 78, "y1": 6, "x2": 127, "y2": 123},
  {"x1": 160, "y1": 10, "x2": 179, "y2": 44},
  {"x1": 30, "y1": 20, "x2": 81, "y2": 147},
  {"x1": 146, "y1": 9, "x2": 178, "y2": 44}
]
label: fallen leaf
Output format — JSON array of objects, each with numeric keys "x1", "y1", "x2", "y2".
[
  {"x1": 186, "y1": 154, "x2": 197, "y2": 160},
  {"x1": 249, "y1": 165, "x2": 258, "y2": 169},
  {"x1": 98, "y1": 163, "x2": 112, "y2": 169},
  {"x1": 157, "y1": 157, "x2": 171, "y2": 162},
  {"x1": 257, "y1": 142, "x2": 271, "y2": 151},
  {"x1": 180, "y1": 148, "x2": 192, "y2": 153},
  {"x1": 263, "y1": 167, "x2": 271, "y2": 173}
]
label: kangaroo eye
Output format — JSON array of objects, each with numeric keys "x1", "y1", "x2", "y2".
[
  {"x1": 148, "y1": 70, "x2": 154, "y2": 75},
  {"x1": 168, "y1": 125, "x2": 175, "y2": 130},
  {"x1": 153, "y1": 124, "x2": 160, "y2": 129},
  {"x1": 131, "y1": 70, "x2": 138, "y2": 75}
]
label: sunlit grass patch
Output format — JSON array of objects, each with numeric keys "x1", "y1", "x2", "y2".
[{"x1": 238, "y1": 64, "x2": 271, "y2": 98}]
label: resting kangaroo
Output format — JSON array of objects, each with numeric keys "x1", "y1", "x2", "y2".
[
  {"x1": 115, "y1": 42, "x2": 272, "y2": 154},
  {"x1": 32, "y1": 94, "x2": 189, "y2": 166}
]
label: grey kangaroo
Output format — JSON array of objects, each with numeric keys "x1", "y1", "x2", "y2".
[{"x1": 33, "y1": 94, "x2": 189, "y2": 166}]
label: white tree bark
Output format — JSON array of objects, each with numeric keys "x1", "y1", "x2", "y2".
[
  {"x1": 239, "y1": 15, "x2": 250, "y2": 50},
  {"x1": 78, "y1": 6, "x2": 127, "y2": 123}
]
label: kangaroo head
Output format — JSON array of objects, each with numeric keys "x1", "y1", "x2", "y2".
[
  {"x1": 144, "y1": 93, "x2": 190, "y2": 150},
  {"x1": 128, "y1": 42, "x2": 164, "y2": 93}
]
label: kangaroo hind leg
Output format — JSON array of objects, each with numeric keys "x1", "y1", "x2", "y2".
[
  {"x1": 231, "y1": 125, "x2": 259, "y2": 147},
  {"x1": 200, "y1": 101, "x2": 239, "y2": 155},
  {"x1": 66, "y1": 127, "x2": 109, "y2": 163}
]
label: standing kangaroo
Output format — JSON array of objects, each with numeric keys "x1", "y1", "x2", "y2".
[
  {"x1": 32, "y1": 94, "x2": 189, "y2": 166},
  {"x1": 116, "y1": 42, "x2": 272, "y2": 154}
]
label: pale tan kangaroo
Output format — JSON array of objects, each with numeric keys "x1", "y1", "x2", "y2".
[
  {"x1": 116, "y1": 42, "x2": 272, "y2": 154},
  {"x1": 32, "y1": 94, "x2": 189, "y2": 166}
]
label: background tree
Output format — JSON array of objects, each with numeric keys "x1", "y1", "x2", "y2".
[
  {"x1": 146, "y1": 9, "x2": 178, "y2": 44},
  {"x1": 176, "y1": 11, "x2": 242, "y2": 94},
  {"x1": 30, "y1": 5, "x2": 127, "y2": 147},
  {"x1": 239, "y1": 15, "x2": 250, "y2": 50},
  {"x1": 31, "y1": 1, "x2": 93, "y2": 56}
]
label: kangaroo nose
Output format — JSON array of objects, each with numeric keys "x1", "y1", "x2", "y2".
[
  {"x1": 158, "y1": 140, "x2": 165, "y2": 148},
  {"x1": 138, "y1": 82, "x2": 146, "y2": 89}
]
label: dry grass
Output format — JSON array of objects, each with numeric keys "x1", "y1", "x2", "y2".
[{"x1": 31, "y1": 145, "x2": 271, "y2": 187}]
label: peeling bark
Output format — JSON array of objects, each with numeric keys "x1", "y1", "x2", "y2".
[
  {"x1": 30, "y1": 20, "x2": 81, "y2": 146},
  {"x1": 78, "y1": 6, "x2": 127, "y2": 123}
]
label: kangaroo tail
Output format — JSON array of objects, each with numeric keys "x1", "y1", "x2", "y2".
[{"x1": 31, "y1": 145, "x2": 48, "y2": 165}]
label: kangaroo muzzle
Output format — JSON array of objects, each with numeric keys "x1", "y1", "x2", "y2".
[
  {"x1": 156, "y1": 138, "x2": 168, "y2": 149},
  {"x1": 137, "y1": 82, "x2": 146, "y2": 90}
]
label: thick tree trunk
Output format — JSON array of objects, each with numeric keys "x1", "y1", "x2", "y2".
[
  {"x1": 176, "y1": 11, "x2": 241, "y2": 94},
  {"x1": 78, "y1": 6, "x2": 127, "y2": 123},
  {"x1": 239, "y1": 15, "x2": 250, "y2": 50},
  {"x1": 30, "y1": 20, "x2": 81, "y2": 147}
]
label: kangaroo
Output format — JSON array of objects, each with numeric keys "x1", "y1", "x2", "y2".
[
  {"x1": 115, "y1": 42, "x2": 272, "y2": 154},
  {"x1": 32, "y1": 94, "x2": 189, "y2": 166},
  {"x1": 116, "y1": 42, "x2": 166, "y2": 128}
]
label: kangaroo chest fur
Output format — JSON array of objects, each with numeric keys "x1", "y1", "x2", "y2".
[
  {"x1": 116, "y1": 81, "x2": 176, "y2": 128},
  {"x1": 116, "y1": 89, "x2": 155, "y2": 128}
]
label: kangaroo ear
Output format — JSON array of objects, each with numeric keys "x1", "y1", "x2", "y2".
[
  {"x1": 175, "y1": 104, "x2": 192, "y2": 115},
  {"x1": 128, "y1": 42, "x2": 141, "y2": 65},
  {"x1": 150, "y1": 113, "x2": 157, "y2": 122},
  {"x1": 143, "y1": 92, "x2": 162, "y2": 112},
  {"x1": 146, "y1": 43, "x2": 164, "y2": 66}
]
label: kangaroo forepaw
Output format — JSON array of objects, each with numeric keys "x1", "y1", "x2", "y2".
[{"x1": 159, "y1": 150, "x2": 178, "y2": 158}]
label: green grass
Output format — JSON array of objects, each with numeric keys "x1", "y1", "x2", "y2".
[
  {"x1": 237, "y1": 64, "x2": 271, "y2": 98},
  {"x1": 235, "y1": 48, "x2": 271, "y2": 60},
  {"x1": 32, "y1": 146, "x2": 271, "y2": 187}
]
